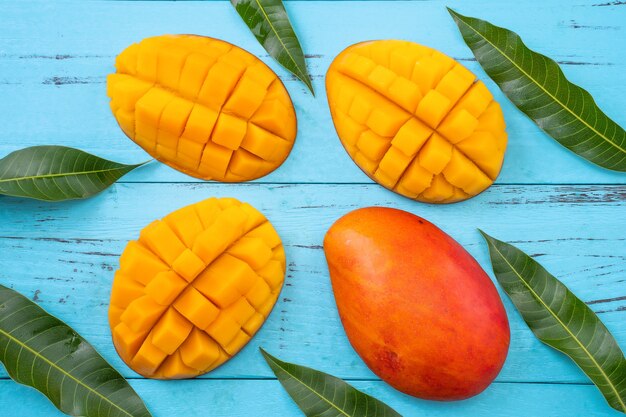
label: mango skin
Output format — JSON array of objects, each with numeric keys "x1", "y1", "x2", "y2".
[{"x1": 323, "y1": 207, "x2": 510, "y2": 400}]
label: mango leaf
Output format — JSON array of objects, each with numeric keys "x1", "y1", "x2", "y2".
[
  {"x1": 480, "y1": 231, "x2": 626, "y2": 414},
  {"x1": 231, "y1": 0, "x2": 314, "y2": 94},
  {"x1": 261, "y1": 348, "x2": 402, "y2": 417},
  {"x1": 0, "y1": 284, "x2": 152, "y2": 417},
  {"x1": 0, "y1": 146, "x2": 145, "y2": 202},
  {"x1": 449, "y1": 9, "x2": 626, "y2": 172}
]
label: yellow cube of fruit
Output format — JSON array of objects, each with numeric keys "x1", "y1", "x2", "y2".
[
  {"x1": 172, "y1": 249, "x2": 206, "y2": 283},
  {"x1": 151, "y1": 308, "x2": 193, "y2": 355},
  {"x1": 120, "y1": 295, "x2": 167, "y2": 334},
  {"x1": 416, "y1": 90, "x2": 452, "y2": 129},
  {"x1": 139, "y1": 220, "x2": 186, "y2": 265},
  {"x1": 173, "y1": 287, "x2": 220, "y2": 330},
  {"x1": 110, "y1": 272, "x2": 145, "y2": 309},
  {"x1": 179, "y1": 328, "x2": 220, "y2": 371},
  {"x1": 418, "y1": 134, "x2": 453, "y2": 174},
  {"x1": 227, "y1": 237, "x2": 272, "y2": 271},
  {"x1": 224, "y1": 330, "x2": 250, "y2": 356},
  {"x1": 157, "y1": 351, "x2": 198, "y2": 379},
  {"x1": 356, "y1": 130, "x2": 390, "y2": 162},
  {"x1": 224, "y1": 298, "x2": 256, "y2": 325},
  {"x1": 145, "y1": 271, "x2": 188, "y2": 306},
  {"x1": 206, "y1": 313, "x2": 240, "y2": 347},
  {"x1": 131, "y1": 334, "x2": 168, "y2": 376}
]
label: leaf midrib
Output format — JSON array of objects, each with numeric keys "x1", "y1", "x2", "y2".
[
  {"x1": 489, "y1": 242, "x2": 626, "y2": 412},
  {"x1": 252, "y1": 0, "x2": 309, "y2": 84},
  {"x1": 265, "y1": 355, "x2": 352, "y2": 417},
  {"x1": 456, "y1": 14, "x2": 626, "y2": 155},
  {"x1": 0, "y1": 325, "x2": 135, "y2": 417},
  {"x1": 0, "y1": 166, "x2": 133, "y2": 184}
]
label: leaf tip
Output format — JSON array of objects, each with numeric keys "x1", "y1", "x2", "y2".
[
  {"x1": 446, "y1": 7, "x2": 460, "y2": 20},
  {"x1": 259, "y1": 348, "x2": 283, "y2": 376},
  {"x1": 259, "y1": 347, "x2": 273, "y2": 363},
  {"x1": 477, "y1": 229, "x2": 495, "y2": 244},
  {"x1": 304, "y1": 78, "x2": 315, "y2": 96}
]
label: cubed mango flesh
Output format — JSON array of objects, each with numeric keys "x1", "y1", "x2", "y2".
[
  {"x1": 107, "y1": 35, "x2": 297, "y2": 182},
  {"x1": 109, "y1": 197, "x2": 285, "y2": 379},
  {"x1": 326, "y1": 40, "x2": 507, "y2": 203}
]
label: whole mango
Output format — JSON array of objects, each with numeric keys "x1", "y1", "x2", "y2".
[{"x1": 323, "y1": 207, "x2": 510, "y2": 400}]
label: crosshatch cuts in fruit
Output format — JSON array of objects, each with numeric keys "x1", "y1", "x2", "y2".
[
  {"x1": 108, "y1": 197, "x2": 286, "y2": 379},
  {"x1": 326, "y1": 40, "x2": 508, "y2": 204},
  {"x1": 107, "y1": 35, "x2": 297, "y2": 182}
]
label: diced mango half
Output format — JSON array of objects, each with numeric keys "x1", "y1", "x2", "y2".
[
  {"x1": 107, "y1": 35, "x2": 297, "y2": 182},
  {"x1": 109, "y1": 197, "x2": 285, "y2": 379},
  {"x1": 326, "y1": 40, "x2": 507, "y2": 203}
]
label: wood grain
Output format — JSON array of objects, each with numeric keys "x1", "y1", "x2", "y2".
[
  {"x1": 0, "y1": 1, "x2": 624, "y2": 184},
  {"x1": 0, "y1": 1, "x2": 625, "y2": 416},
  {"x1": 1, "y1": 378, "x2": 624, "y2": 416},
  {"x1": 0, "y1": 183, "x2": 623, "y2": 384}
]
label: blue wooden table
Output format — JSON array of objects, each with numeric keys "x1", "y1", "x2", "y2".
[{"x1": 1, "y1": 1, "x2": 625, "y2": 416}]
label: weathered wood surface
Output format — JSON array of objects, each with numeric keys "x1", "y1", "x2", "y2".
[
  {"x1": 1, "y1": 185, "x2": 625, "y2": 383},
  {"x1": 1, "y1": 379, "x2": 622, "y2": 417},
  {"x1": 0, "y1": 1, "x2": 624, "y2": 183},
  {"x1": 0, "y1": 0, "x2": 625, "y2": 416}
]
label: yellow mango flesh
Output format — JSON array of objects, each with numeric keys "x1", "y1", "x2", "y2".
[
  {"x1": 109, "y1": 197, "x2": 285, "y2": 379},
  {"x1": 326, "y1": 40, "x2": 507, "y2": 203},
  {"x1": 107, "y1": 35, "x2": 297, "y2": 182}
]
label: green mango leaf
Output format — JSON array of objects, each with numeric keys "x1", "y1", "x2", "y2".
[
  {"x1": 0, "y1": 146, "x2": 145, "y2": 202},
  {"x1": 261, "y1": 348, "x2": 402, "y2": 417},
  {"x1": 480, "y1": 231, "x2": 626, "y2": 414},
  {"x1": 231, "y1": 0, "x2": 314, "y2": 95},
  {"x1": 0, "y1": 284, "x2": 152, "y2": 417},
  {"x1": 449, "y1": 9, "x2": 626, "y2": 172}
]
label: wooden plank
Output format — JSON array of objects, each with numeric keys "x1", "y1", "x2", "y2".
[
  {"x1": 0, "y1": 1, "x2": 624, "y2": 184},
  {"x1": 1, "y1": 1, "x2": 624, "y2": 416},
  {"x1": 1, "y1": 378, "x2": 623, "y2": 417},
  {"x1": 0, "y1": 183, "x2": 623, "y2": 383}
]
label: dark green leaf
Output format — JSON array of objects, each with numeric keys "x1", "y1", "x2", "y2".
[
  {"x1": 231, "y1": 0, "x2": 314, "y2": 94},
  {"x1": 449, "y1": 9, "x2": 626, "y2": 171},
  {"x1": 0, "y1": 146, "x2": 145, "y2": 201},
  {"x1": 261, "y1": 348, "x2": 402, "y2": 417},
  {"x1": 479, "y1": 231, "x2": 626, "y2": 414},
  {"x1": 0, "y1": 284, "x2": 152, "y2": 417}
]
